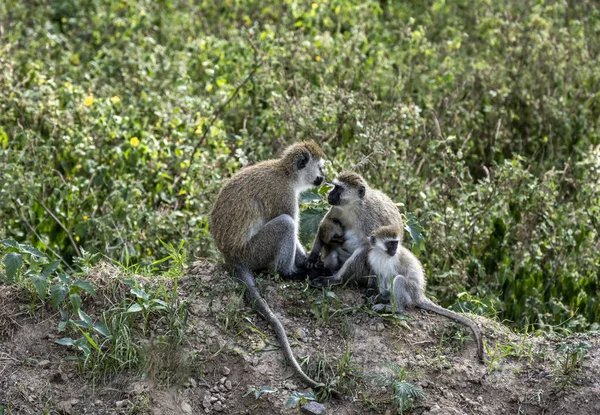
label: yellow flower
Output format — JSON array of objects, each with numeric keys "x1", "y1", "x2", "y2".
[
  {"x1": 83, "y1": 95, "x2": 94, "y2": 106},
  {"x1": 64, "y1": 82, "x2": 71, "y2": 88},
  {"x1": 75, "y1": 236, "x2": 80, "y2": 242},
  {"x1": 312, "y1": 3, "x2": 318, "y2": 9},
  {"x1": 179, "y1": 189, "x2": 187, "y2": 195},
  {"x1": 543, "y1": 136, "x2": 549, "y2": 143},
  {"x1": 110, "y1": 96, "x2": 121, "y2": 104},
  {"x1": 335, "y1": 6, "x2": 340, "y2": 14},
  {"x1": 130, "y1": 137, "x2": 140, "y2": 147},
  {"x1": 315, "y1": 55, "x2": 321, "y2": 61},
  {"x1": 83, "y1": 215, "x2": 89, "y2": 221}
]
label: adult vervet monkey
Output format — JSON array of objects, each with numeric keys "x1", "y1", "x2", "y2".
[
  {"x1": 368, "y1": 225, "x2": 485, "y2": 362},
  {"x1": 210, "y1": 141, "x2": 331, "y2": 389},
  {"x1": 308, "y1": 172, "x2": 403, "y2": 287}
]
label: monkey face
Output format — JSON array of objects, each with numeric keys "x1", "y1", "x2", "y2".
[
  {"x1": 295, "y1": 153, "x2": 325, "y2": 191},
  {"x1": 385, "y1": 240, "x2": 398, "y2": 256},
  {"x1": 328, "y1": 181, "x2": 365, "y2": 206},
  {"x1": 370, "y1": 235, "x2": 399, "y2": 256}
]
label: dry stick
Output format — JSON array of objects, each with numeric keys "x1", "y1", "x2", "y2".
[
  {"x1": 37, "y1": 200, "x2": 82, "y2": 257},
  {"x1": 185, "y1": 61, "x2": 261, "y2": 177}
]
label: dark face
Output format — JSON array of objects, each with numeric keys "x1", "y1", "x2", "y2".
[
  {"x1": 313, "y1": 165, "x2": 324, "y2": 186},
  {"x1": 327, "y1": 184, "x2": 344, "y2": 205},
  {"x1": 385, "y1": 239, "x2": 398, "y2": 256}
]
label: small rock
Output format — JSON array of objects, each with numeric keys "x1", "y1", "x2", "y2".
[
  {"x1": 225, "y1": 380, "x2": 232, "y2": 391},
  {"x1": 218, "y1": 384, "x2": 226, "y2": 392},
  {"x1": 27, "y1": 395, "x2": 35, "y2": 403},
  {"x1": 219, "y1": 376, "x2": 227, "y2": 385},
  {"x1": 213, "y1": 401, "x2": 224, "y2": 412},
  {"x1": 292, "y1": 327, "x2": 306, "y2": 340},
  {"x1": 37, "y1": 359, "x2": 51, "y2": 368},
  {"x1": 70, "y1": 399, "x2": 80, "y2": 405},
  {"x1": 415, "y1": 354, "x2": 422, "y2": 361},
  {"x1": 94, "y1": 400, "x2": 103, "y2": 405},
  {"x1": 116, "y1": 400, "x2": 127, "y2": 408},
  {"x1": 189, "y1": 377, "x2": 197, "y2": 388},
  {"x1": 376, "y1": 323, "x2": 385, "y2": 332},
  {"x1": 315, "y1": 329, "x2": 322, "y2": 337},
  {"x1": 181, "y1": 402, "x2": 192, "y2": 414},
  {"x1": 327, "y1": 330, "x2": 333, "y2": 336},
  {"x1": 210, "y1": 396, "x2": 219, "y2": 403},
  {"x1": 301, "y1": 401, "x2": 326, "y2": 415},
  {"x1": 222, "y1": 366, "x2": 231, "y2": 376}
]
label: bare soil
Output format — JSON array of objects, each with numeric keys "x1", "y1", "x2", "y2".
[{"x1": 1, "y1": 261, "x2": 599, "y2": 414}]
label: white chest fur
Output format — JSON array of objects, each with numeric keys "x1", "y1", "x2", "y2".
[{"x1": 368, "y1": 250, "x2": 399, "y2": 291}]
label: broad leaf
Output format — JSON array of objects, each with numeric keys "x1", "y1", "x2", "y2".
[
  {"x1": 78, "y1": 309, "x2": 93, "y2": 326},
  {"x1": 73, "y1": 280, "x2": 96, "y2": 295},
  {"x1": 131, "y1": 287, "x2": 149, "y2": 301},
  {"x1": 69, "y1": 294, "x2": 82, "y2": 313},
  {"x1": 1, "y1": 239, "x2": 19, "y2": 248},
  {"x1": 19, "y1": 245, "x2": 45, "y2": 258},
  {"x1": 31, "y1": 276, "x2": 49, "y2": 299},
  {"x1": 41, "y1": 261, "x2": 60, "y2": 278},
  {"x1": 404, "y1": 212, "x2": 426, "y2": 253},
  {"x1": 93, "y1": 323, "x2": 111, "y2": 337},
  {"x1": 4, "y1": 252, "x2": 23, "y2": 280},
  {"x1": 56, "y1": 337, "x2": 74, "y2": 347},
  {"x1": 50, "y1": 285, "x2": 68, "y2": 308},
  {"x1": 126, "y1": 303, "x2": 143, "y2": 313}
]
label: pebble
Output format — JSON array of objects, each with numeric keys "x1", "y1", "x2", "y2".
[
  {"x1": 376, "y1": 322, "x2": 385, "y2": 332},
  {"x1": 213, "y1": 401, "x2": 224, "y2": 412},
  {"x1": 115, "y1": 400, "x2": 127, "y2": 408},
  {"x1": 225, "y1": 380, "x2": 232, "y2": 391},
  {"x1": 219, "y1": 376, "x2": 227, "y2": 385},
  {"x1": 301, "y1": 401, "x2": 326, "y2": 415},
  {"x1": 210, "y1": 396, "x2": 219, "y2": 403},
  {"x1": 37, "y1": 360, "x2": 51, "y2": 368},
  {"x1": 222, "y1": 366, "x2": 231, "y2": 376},
  {"x1": 315, "y1": 329, "x2": 322, "y2": 337},
  {"x1": 181, "y1": 402, "x2": 192, "y2": 414}
]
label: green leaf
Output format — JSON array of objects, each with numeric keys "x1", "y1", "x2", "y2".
[
  {"x1": 69, "y1": 293, "x2": 82, "y2": 313},
  {"x1": 56, "y1": 337, "x2": 74, "y2": 347},
  {"x1": 79, "y1": 329, "x2": 101, "y2": 352},
  {"x1": 1, "y1": 239, "x2": 19, "y2": 248},
  {"x1": 31, "y1": 276, "x2": 49, "y2": 299},
  {"x1": 126, "y1": 303, "x2": 143, "y2": 313},
  {"x1": 299, "y1": 189, "x2": 323, "y2": 203},
  {"x1": 41, "y1": 261, "x2": 60, "y2": 278},
  {"x1": 131, "y1": 287, "x2": 149, "y2": 301},
  {"x1": 4, "y1": 252, "x2": 23, "y2": 280},
  {"x1": 73, "y1": 280, "x2": 96, "y2": 295},
  {"x1": 50, "y1": 285, "x2": 68, "y2": 308},
  {"x1": 58, "y1": 320, "x2": 68, "y2": 332},
  {"x1": 93, "y1": 323, "x2": 111, "y2": 338},
  {"x1": 404, "y1": 212, "x2": 426, "y2": 253},
  {"x1": 78, "y1": 309, "x2": 93, "y2": 326},
  {"x1": 285, "y1": 393, "x2": 300, "y2": 409},
  {"x1": 19, "y1": 245, "x2": 45, "y2": 258}
]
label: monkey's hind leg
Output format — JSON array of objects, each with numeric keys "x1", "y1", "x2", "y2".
[
  {"x1": 311, "y1": 245, "x2": 370, "y2": 287},
  {"x1": 372, "y1": 275, "x2": 411, "y2": 314},
  {"x1": 244, "y1": 214, "x2": 304, "y2": 279}
]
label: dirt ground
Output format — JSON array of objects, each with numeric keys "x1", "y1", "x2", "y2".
[{"x1": 1, "y1": 261, "x2": 599, "y2": 414}]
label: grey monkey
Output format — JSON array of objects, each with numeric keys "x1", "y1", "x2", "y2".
[
  {"x1": 308, "y1": 172, "x2": 403, "y2": 288},
  {"x1": 210, "y1": 141, "x2": 330, "y2": 389},
  {"x1": 368, "y1": 225, "x2": 485, "y2": 362}
]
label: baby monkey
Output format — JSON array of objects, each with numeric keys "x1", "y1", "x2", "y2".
[{"x1": 368, "y1": 225, "x2": 485, "y2": 362}]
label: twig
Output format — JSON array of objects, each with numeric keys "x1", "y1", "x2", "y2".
[
  {"x1": 37, "y1": 200, "x2": 82, "y2": 257},
  {"x1": 185, "y1": 41, "x2": 261, "y2": 177}
]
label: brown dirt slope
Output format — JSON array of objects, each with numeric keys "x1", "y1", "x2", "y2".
[{"x1": 0, "y1": 261, "x2": 599, "y2": 414}]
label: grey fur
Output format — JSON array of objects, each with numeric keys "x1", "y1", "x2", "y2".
[{"x1": 369, "y1": 234, "x2": 486, "y2": 362}]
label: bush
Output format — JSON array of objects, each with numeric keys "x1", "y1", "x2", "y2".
[{"x1": 1, "y1": 0, "x2": 599, "y2": 330}]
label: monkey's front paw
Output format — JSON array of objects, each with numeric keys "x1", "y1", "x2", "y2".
[
  {"x1": 305, "y1": 254, "x2": 320, "y2": 269},
  {"x1": 372, "y1": 304, "x2": 387, "y2": 312}
]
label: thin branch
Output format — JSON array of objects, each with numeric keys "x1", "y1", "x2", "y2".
[{"x1": 37, "y1": 200, "x2": 82, "y2": 257}]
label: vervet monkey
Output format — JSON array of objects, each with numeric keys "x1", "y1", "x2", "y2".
[
  {"x1": 368, "y1": 225, "x2": 485, "y2": 362},
  {"x1": 210, "y1": 141, "x2": 330, "y2": 389},
  {"x1": 308, "y1": 172, "x2": 403, "y2": 287}
]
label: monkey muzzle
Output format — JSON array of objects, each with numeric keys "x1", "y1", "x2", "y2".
[
  {"x1": 385, "y1": 240, "x2": 398, "y2": 256},
  {"x1": 327, "y1": 186, "x2": 341, "y2": 205},
  {"x1": 313, "y1": 175, "x2": 324, "y2": 186}
]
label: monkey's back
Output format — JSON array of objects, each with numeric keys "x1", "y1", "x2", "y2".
[
  {"x1": 210, "y1": 160, "x2": 297, "y2": 262},
  {"x1": 359, "y1": 189, "x2": 403, "y2": 240}
]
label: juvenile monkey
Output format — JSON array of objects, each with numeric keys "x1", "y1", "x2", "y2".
[
  {"x1": 314, "y1": 217, "x2": 350, "y2": 271},
  {"x1": 368, "y1": 225, "x2": 485, "y2": 362},
  {"x1": 308, "y1": 172, "x2": 403, "y2": 287},
  {"x1": 210, "y1": 141, "x2": 330, "y2": 390}
]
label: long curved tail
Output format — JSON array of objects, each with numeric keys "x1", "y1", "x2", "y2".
[
  {"x1": 233, "y1": 265, "x2": 324, "y2": 389},
  {"x1": 418, "y1": 299, "x2": 485, "y2": 362}
]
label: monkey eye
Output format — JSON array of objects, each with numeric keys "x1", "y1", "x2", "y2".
[
  {"x1": 332, "y1": 218, "x2": 341, "y2": 225},
  {"x1": 370, "y1": 236, "x2": 376, "y2": 245}
]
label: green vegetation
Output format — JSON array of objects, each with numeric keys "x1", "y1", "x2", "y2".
[{"x1": 1, "y1": 0, "x2": 599, "y2": 334}]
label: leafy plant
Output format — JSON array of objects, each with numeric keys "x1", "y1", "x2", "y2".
[
  {"x1": 368, "y1": 362, "x2": 426, "y2": 415},
  {"x1": 244, "y1": 385, "x2": 277, "y2": 400},
  {"x1": 285, "y1": 391, "x2": 317, "y2": 409},
  {"x1": 311, "y1": 289, "x2": 342, "y2": 324}
]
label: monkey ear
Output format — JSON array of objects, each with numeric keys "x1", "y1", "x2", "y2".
[
  {"x1": 296, "y1": 152, "x2": 310, "y2": 170},
  {"x1": 358, "y1": 185, "x2": 366, "y2": 199}
]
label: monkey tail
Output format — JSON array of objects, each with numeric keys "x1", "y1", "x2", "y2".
[
  {"x1": 233, "y1": 265, "x2": 328, "y2": 390},
  {"x1": 418, "y1": 299, "x2": 485, "y2": 363}
]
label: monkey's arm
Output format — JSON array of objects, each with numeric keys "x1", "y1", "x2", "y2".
[{"x1": 311, "y1": 244, "x2": 371, "y2": 287}]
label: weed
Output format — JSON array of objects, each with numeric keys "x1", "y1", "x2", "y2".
[
  {"x1": 553, "y1": 341, "x2": 591, "y2": 388},
  {"x1": 244, "y1": 385, "x2": 277, "y2": 400},
  {"x1": 368, "y1": 362, "x2": 426, "y2": 415}
]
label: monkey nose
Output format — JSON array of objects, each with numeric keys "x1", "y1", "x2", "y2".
[{"x1": 314, "y1": 176, "x2": 324, "y2": 186}]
